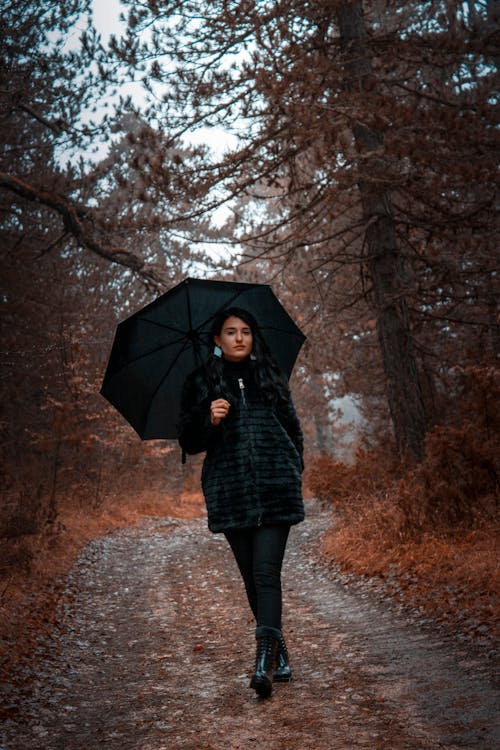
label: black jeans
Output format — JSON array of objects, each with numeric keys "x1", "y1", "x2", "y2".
[{"x1": 224, "y1": 524, "x2": 290, "y2": 630}]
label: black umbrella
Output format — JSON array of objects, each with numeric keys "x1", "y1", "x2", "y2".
[{"x1": 100, "y1": 277, "x2": 305, "y2": 440}]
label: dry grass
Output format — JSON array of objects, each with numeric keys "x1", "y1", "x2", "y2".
[
  {"x1": 306, "y1": 426, "x2": 500, "y2": 641},
  {"x1": 321, "y1": 505, "x2": 499, "y2": 638}
]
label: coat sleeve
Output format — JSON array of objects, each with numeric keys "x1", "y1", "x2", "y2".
[
  {"x1": 275, "y1": 394, "x2": 304, "y2": 472},
  {"x1": 177, "y1": 371, "x2": 218, "y2": 455}
]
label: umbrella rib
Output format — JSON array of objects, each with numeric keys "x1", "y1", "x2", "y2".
[
  {"x1": 186, "y1": 284, "x2": 194, "y2": 335},
  {"x1": 137, "y1": 317, "x2": 186, "y2": 335},
  {"x1": 192, "y1": 288, "x2": 254, "y2": 334},
  {"x1": 113, "y1": 335, "x2": 194, "y2": 373},
  {"x1": 145, "y1": 337, "x2": 202, "y2": 427}
]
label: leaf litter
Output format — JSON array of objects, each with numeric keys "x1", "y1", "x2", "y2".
[{"x1": 1, "y1": 500, "x2": 498, "y2": 750}]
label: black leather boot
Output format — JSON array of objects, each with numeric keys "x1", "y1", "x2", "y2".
[
  {"x1": 249, "y1": 625, "x2": 280, "y2": 698},
  {"x1": 273, "y1": 633, "x2": 292, "y2": 682}
]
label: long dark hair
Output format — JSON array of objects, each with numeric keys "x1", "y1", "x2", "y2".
[{"x1": 202, "y1": 307, "x2": 290, "y2": 405}]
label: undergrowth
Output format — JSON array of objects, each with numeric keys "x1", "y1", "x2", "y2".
[
  {"x1": 306, "y1": 364, "x2": 499, "y2": 637},
  {"x1": 306, "y1": 413, "x2": 499, "y2": 638}
]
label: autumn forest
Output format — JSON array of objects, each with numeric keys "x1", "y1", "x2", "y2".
[{"x1": 1, "y1": 0, "x2": 499, "y2": 652}]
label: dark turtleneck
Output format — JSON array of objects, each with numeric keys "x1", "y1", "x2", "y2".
[{"x1": 222, "y1": 356, "x2": 252, "y2": 378}]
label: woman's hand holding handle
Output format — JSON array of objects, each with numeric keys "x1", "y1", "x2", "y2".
[{"x1": 210, "y1": 398, "x2": 231, "y2": 425}]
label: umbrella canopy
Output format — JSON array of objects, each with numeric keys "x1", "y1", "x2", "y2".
[{"x1": 100, "y1": 277, "x2": 306, "y2": 440}]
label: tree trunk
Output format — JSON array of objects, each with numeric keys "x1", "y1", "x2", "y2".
[
  {"x1": 336, "y1": 2, "x2": 427, "y2": 460},
  {"x1": 486, "y1": 275, "x2": 500, "y2": 356},
  {"x1": 47, "y1": 434, "x2": 61, "y2": 527}
]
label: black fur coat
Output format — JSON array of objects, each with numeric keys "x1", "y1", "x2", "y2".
[{"x1": 177, "y1": 358, "x2": 305, "y2": 533}]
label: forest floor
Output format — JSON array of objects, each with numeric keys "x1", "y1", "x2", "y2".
[{"x1": 1, "y1": 498, "x2": 498, "y2": 750}]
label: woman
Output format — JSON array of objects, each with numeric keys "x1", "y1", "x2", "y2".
[{"x1": 177, "y1": 307, "x2": 305, "y2": 698}]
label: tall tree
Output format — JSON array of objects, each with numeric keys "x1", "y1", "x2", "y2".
[
  {"x1": 107, "y1": 0, "x2": 499, "y2": 459},
  {"x1": 335, "y1": 1, "x2": 426, "y2": 458},
  {"x1": 0, "y1": 0, "x2": 218, "y2": 284},
  {"x1": 0, "y1": 2, "x2": 216, "y2": 539}
]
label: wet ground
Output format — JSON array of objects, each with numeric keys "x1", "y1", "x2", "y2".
[{"x1": 1, "y1": 500, "x2": 498, "y2": 749}]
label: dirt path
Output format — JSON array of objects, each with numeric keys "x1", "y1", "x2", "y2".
[{"x1": 2, "y1": 500, "x2": 498, "y2": 750}]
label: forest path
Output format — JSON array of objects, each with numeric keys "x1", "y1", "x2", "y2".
[{"x1": 2, "y1": 500, "x2": 498, "y2": 750}]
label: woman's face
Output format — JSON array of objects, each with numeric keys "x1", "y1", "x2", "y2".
[{"x1": 214, "y1": 316, "x2": 253, "y2": 362}]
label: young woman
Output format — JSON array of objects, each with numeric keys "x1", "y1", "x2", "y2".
[{"x1": 177, "y1": 307, "x2": 305, "y2": 698}]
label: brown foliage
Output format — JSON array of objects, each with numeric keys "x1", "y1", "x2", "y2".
[
  {"x1": 113, "y1": 0, "x2": 499, "y2": 459},
  {"x1": 307, "y1": 364, "x2": 499, "y2": 537},
  {"x1": 306, "y1": 363, "x2": 499, "y2": 635},
  {"x1": 399, "y1": 364, "x2": 499, "y2": 535}
]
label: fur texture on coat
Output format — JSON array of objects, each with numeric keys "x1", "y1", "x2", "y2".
[{"x1": 177, "y1": 358, "x2": 305, "y2": 533}]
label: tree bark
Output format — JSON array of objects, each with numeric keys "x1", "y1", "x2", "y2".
[{"x1": 336, "y1": 2, "x2": 427, "y2": 460}]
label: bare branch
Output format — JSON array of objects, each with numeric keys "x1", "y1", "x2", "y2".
[
  {"x1": 0, "y1": 172, "x2": 165, "y2": 287},
  {"x1": 18, "y1": 103, "x2": 65, "y2": 135}
]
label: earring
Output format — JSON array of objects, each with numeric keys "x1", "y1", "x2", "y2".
[
  {"x1": 250, "y1": 352, "x2": 257, "y2": 361},
  {"x1": 213, "y1": 345, "x2": 222, "y2": 358}
]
